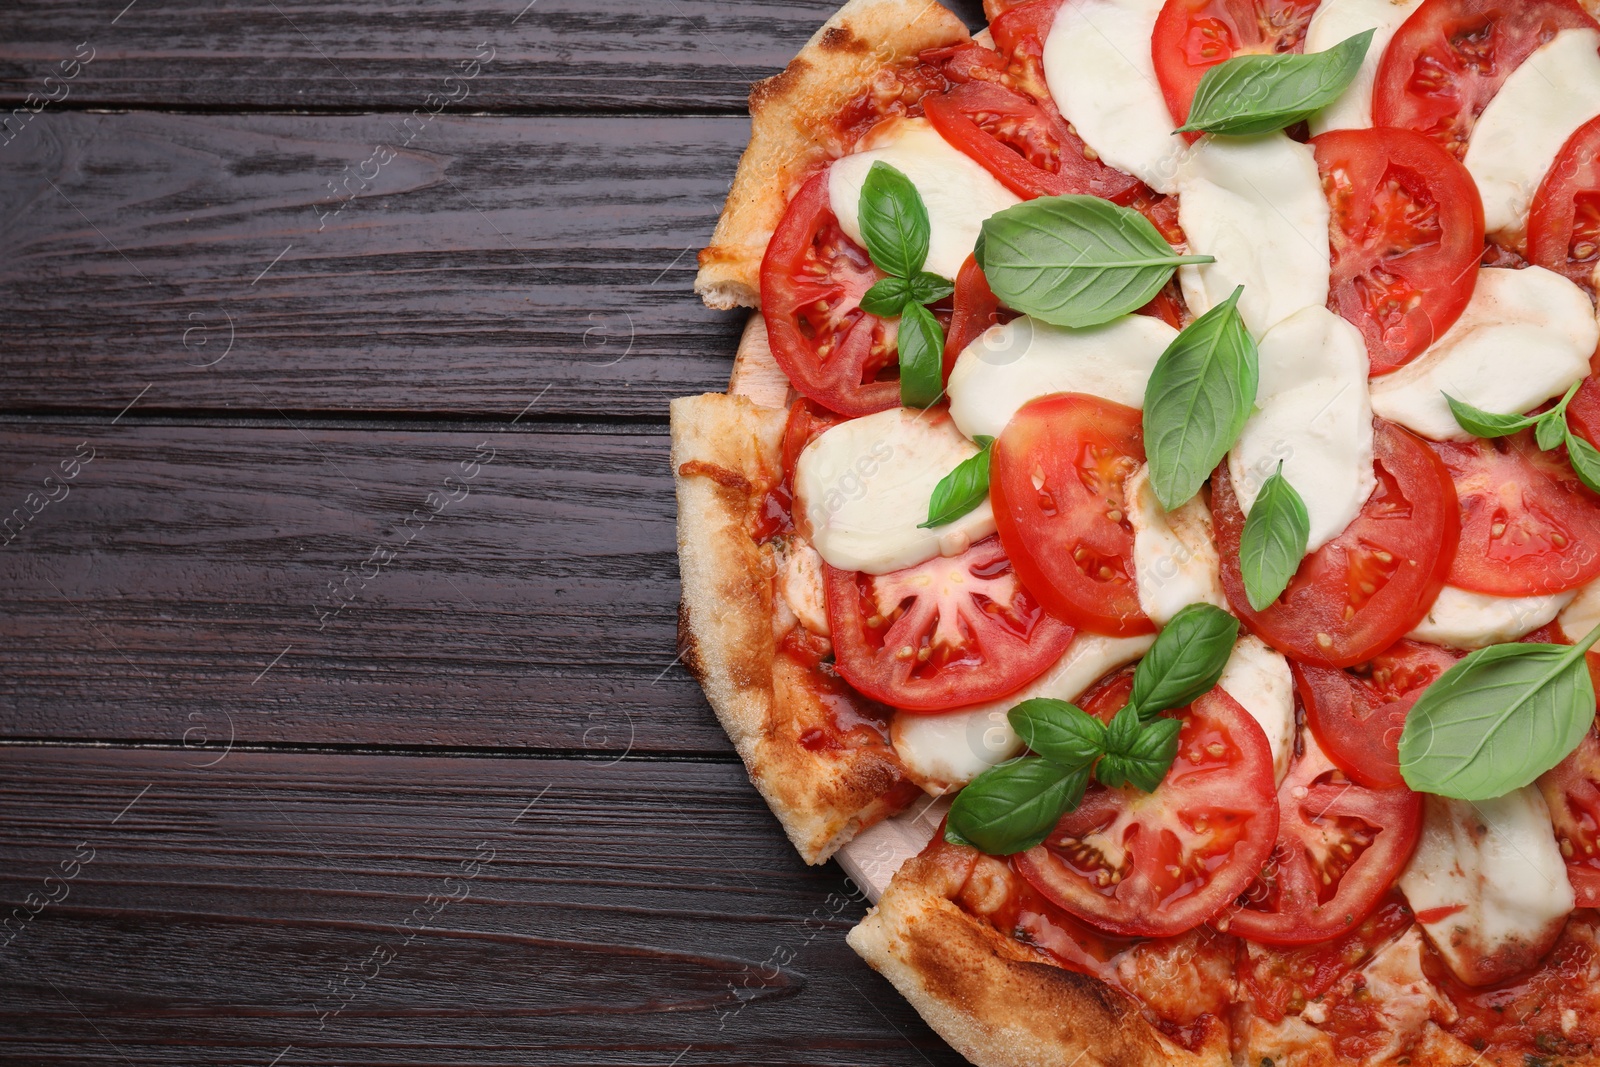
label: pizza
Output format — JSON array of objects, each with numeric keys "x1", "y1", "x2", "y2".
[{"x1": 669, "y1": 0, "x2": 1600, "y2": 1063}]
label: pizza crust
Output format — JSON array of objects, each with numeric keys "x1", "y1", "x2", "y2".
[{"x1": 693, "y1": 0, "x2": 970, "y2": 309}]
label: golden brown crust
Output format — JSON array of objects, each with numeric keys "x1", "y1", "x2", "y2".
[{"x1": 693, "y1": 0, "x2": 969, "y2": 309}]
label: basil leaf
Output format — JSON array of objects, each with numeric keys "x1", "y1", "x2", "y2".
[
  {"x1": 860, "y1": 276, "x2": 911, "y2": 318},
  {"x1": 1098, "y1": 718, "x2": 1183, "y2": 793},
  {"x1": 898, "y1": 301, "x2": 944, "y2": 408},
  {"x1": 919, "y1": 436, "x2": 994, "y2": 529},
  {"x1": 1008, "y1": 698, "x2": 1107, "y2": 767},
  {"x1": 859, "y1": 161, "x2": 930, "y2": 280},
  {"x1": 1538, "y1": 410, "x2": 1571, "y2": 452},
  {"x1": 1398, "y1": 624, "x2": 1600, "y2": 801},
  {"x1": 1445, "y1": 394, "x2": 1538, "y2": 438},
  {"x1": 1143, "y1": 287, "x2": 1259, "y2": 510},
  {"x1": 1129, "y1": 603, "x2": 1239, "y2": 720},
  {"x1": 1177, "y1": 29, "x2": 1374, "y2": 136},
  {"x1": 944, "y1": 757, "x2": 1090, "y2": 856},
  {"x1": 1568, "y1": 429, "x2": 1600, "y2": 495},
  {"x1": 1103, "y1": 704, "x2": 1143, "y2": 756},
  {"x1": 977, "y1": 195, "x2": 1214, "y2": 329},
  {"x1": 907, "y1": 271, "x2": 954, "y2": 306},
  {"x1": 1240, "y1": 462, "x2": 1311, "y2": 612}
]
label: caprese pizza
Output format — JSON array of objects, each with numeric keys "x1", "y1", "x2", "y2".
[{"x1": 670, "y1": 0, "x2": 1600, "y2": 1063}]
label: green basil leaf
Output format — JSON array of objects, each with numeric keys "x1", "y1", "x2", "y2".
[
  {"x1": 907, "y1": 270, "x2": 954, "y2": 306},
  {"x1": 1240, "y1": 462, "x2": 1311, "y2": 612},
  {"x1": 1130, "y1": 603, "x2": 1239, "y2": 720},
  {"x1": 1008, "y1": 698, "x2": 1107, "y2": 767},
  {"x1": 1444, "y1": 394, "x2": 1539, "y2": 439},
  {"x1": 944, "y1": 757, "x2": 1090, "y2": 856},
  {"x1": 1568, "y1": 429, "x2": 1600, "y2": 495},
  {"x1": 860, "y1": 276, "x2": 912, "y2": 318},
  {"x1": 859, "y1": 161, "x2": 930, "y2": 279},
  {"x1": 1143, "y1": 287, "x2": 1258, "y2": 510},
  {"x1": 919, "y1": 436, "x2": 994, "y2": 529},
  {"x1": 1398, "y1": 624, "x2": 1600, "y2": 801},
  {"x1": 898, "y1": 301, "x2": 945, "y2": 408},
  {"x1": 976, "y1": 195, "x2": 1214, "y2": 329},
  {"x1": 1103, "y1": 703, "x2": 1143, "y2": 754},
  {"x1": 1100, "y1": 717, "x2": 1183, "y2": 793},
  {"x1": 1177, "y1": 29, "x2": 1374, "y2": 136},
  {"x1": 1537, "y1": 410, "x2": 1570, "y2": 452}
]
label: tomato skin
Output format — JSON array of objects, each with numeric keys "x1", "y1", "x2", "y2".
[
  {"x1": 942, "y1": 254, "x2": 1010, "y2": 381},
  {"x1": 990, "y1": 394, "x2": 1153, "y2": 638},
  {"x1": 824, "y1": 536, "x2": 1076, "y2": 712},
  {"x1": 1568, "y1": 349, "x2": 1600, "y2": 449},
  {"x1": 1530, "y1": 115, "x2": 1600, "y2": 291},
  {"x1": 1538, "y1": 724, "x2": 1600, "y2": 907},
  {"x1": 1151, "y1": 0, "x2": 1322, "y2": 130},
  {"x1": 1313, "y1": 127, "x2": 1485, "y2": 376}
]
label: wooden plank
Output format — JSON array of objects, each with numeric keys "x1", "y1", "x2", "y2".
[
  {"x1": 0, "y1": 747, "x2": 964, "y2": 1064},
  {"x1": 0, "y1": 111, "x2": 751, "y2": 420},
  {"x1": 0, "y1": 420, "x2": 728, "y2": 753}
]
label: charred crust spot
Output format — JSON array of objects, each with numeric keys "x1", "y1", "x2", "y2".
[
  {"x1": 676, "y1": 601, "x2": 706, "y2": 683},
  {"x1": 677, "y1": 459, "x2": 753, "y2": 493},
  {"x1": 819, "y1": 25, "x2": 869, "y2": 53},
  {"x1": 749, "y1": 61, "x2": 809, "y2": 113}
]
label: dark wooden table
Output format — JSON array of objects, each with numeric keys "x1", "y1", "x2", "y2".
[{"x1": 0, "y1": 2, "x2": 983, "y2": 1063}]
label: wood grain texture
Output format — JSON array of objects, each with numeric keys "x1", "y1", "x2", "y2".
[{"x1": 0, "y1": 747, "x2": 964, "y2": 1065}]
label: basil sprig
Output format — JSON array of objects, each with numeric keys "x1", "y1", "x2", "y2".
[
  {"x1": 1239, "y1": 462, "x2": 1310, "y2": 611},
  {"x1": 1143, "y1": 287, "x2": 1258, "y2": 510},
  {"x1": 855, "y1": 162, "x2": 954, "y2": 408},
  {"x1": 919, "y1": 436, "x2": 994, "y2": 529},
  {"x1": 976, "y1": 196, "x2": 1214, "y2": 329},
  {"x1": 944, "y1": 604, "x2": 1239, "y2": 855},
  {"x1": 1399, "y1": 622, "x2": 1600, "y2": 801},
  {"x1": 1177, "y1": 30, "x2": 1374, "y2": 136},
  {"x1": 1447, "y1": 381, "x2": 1600, "y2": 494}
]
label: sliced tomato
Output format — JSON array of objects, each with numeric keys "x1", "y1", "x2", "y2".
[
  {"x1": 759, "y1": 171, "x2": 897, "y2": 418},
  {"x1": 942, "y1": 254, "x2": 1010, "y2": 380},
  {"x1": 987, "y1": 0, "x2": 1070, "y2": 105},
  {"x1": 1313, "y1": 127, "x2": 1486, "y2": 375},
  {"x1": 1373, "y1": 0, "x2": 1598, "y2": 159},
  {"x1": 1151, "y1": 0, "x2": 1322, "y2": 130},
  {"x1": 1538, "y1": 724, "x2": 1600, "y2": 907},
  {"x1": 1566, "y1": 349, "x2": 1600, "y2": 449},
  {"x1": 990, "y1": 394, "x2": 1152, "y2": 637},
  {"x1": 1226, "y1": 732, "x2": 1422, "y2": 946},
  {"x1": 1429, "y1": 431, "x2": 1600, "y2": 596},
  {"x1": 1237, "y1": 893, "x2": 1416, "y2": 1023},
  {"x1": 824, "y1": 535, "x2": 1076, "y2": 712},
  {"x1": 1216, "y1": 420, "x2": 1459, "y2": 669},
  {"x1": 1014, "y1": 688, "x2": 1279, "y2": 938},
  {"x1": 1530, "y1": 115, "x2": 1600, "y2": 291},
  {"x1": 1297, "y1": 639, "x2": 1463, "y2": 789}
]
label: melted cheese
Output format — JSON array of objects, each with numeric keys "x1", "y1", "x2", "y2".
[
  {"x1": 1218, "y1": 635, "x2": 1296, "y2": 785},
  {"x1": 1559, "y1": 576, "x2": 1600, "y2": 643},
  {"x1": 828, "y1": 118, "x2": 1021, "y2": 281},
  {"x1": 1229, "y1": 307, "x2": 1376, "y2": 554},
  {"x1": 1369, "y1": 267, "x2": 1599, "y2": 441},
  {"x1": 1305, "y1": 0, "x2": 1425, "y2": 135},
  {"x1": 778, "y1": 540, "x2": 830, "y2": 637},
  {"x1": 1407, "y1": 585, "x2": 1575, "y2": 651},
  {"x1": 794, "y1": 407, "x2": 996, "y2": 575},
  {"x1": 1176, "y1": 133, "x2": 1332, "y2": 338},
  {"x1": 946, "y1": 313, "x2": 1179, "y2": 441},
  {"x1": 1124, "y1": 464, "x2": 1227, "y2": 627}
]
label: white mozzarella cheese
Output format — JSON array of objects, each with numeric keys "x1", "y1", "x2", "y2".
[
  {"x1": 1407, "y1": 585, "x2": 1575, "y2": 651},
  {"x1": 946, "y1": 313, "x2": 1180, "y2": 441},
  {"x1": 1124, "y1": 464, "x2": 1227, "y2": 627},
  {"x1": 1176, "y1": 134, "x2": 1332, "y2": 338},
  {"x1": 1042, "y1": 0, "x2": 1184, "y2": 194},
  {"x1": 1305, "y1": 0, "x2": 1424, "y2": 135},
  {"x1": 892, "y1": 633, "x2": 1155, "y2": 793},
  {"x1": 1399, "y1": 789, "x2": 1575, "y2": 987},
  {"x1": 1218, "y1": 635, "x2": 1296, "y2": 785},
  {"x1": 828, "y1": 118, "x2": 1021, "y2": 281},
  {"x1": 1558, "y1": 577, "x2": 1600, "y2": 643},
  {"x1": 1369, "y1": 267, "x2": 1599, "y2": 442},
  {"x1": 1464, "y1": 29, "x2": 1600, "y2": 237},
  {"x1": 1228, "y1": 307, "x2": 1376, "y2": 554},
  {"x1": 795, "y1": 407, "x2": 997, "y2": 576},
  {"x1": 778, "y1": 540, "x2": 831, "y2": 637}
]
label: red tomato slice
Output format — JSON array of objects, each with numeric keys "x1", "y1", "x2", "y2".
[
  {"x1": 823, "y1": 536, "x2": 1076, "y2": 713},
  {"x1": 1225, "y1": 732, "x2": 1422, "y2": 946},
  {"x1": 759, "y1": 171, "x2": 898, "y2": 418},
  {"x1": 1014, "y1": 688, "x2": 1280, "y2": 938},
  {"x1": 1151, "y1": 0, "x2": 1322, "y2": 130},
  {"x1": 1297, "y1": 639, "x2": 1463, "y2": 789},
  {"x1": 1566, "y1": 349, "x2": 1600, "y2": 449},
  {"x1": 1237, "y1": 893, "x2": 1415, "y2": 1023},
  {"x1": 1429, "y1": 431, "x2": 1600, "y2": 596},
  {"x1": 990, "y1": 394, "x2": 1153, "y2": 638},
  {"x1": 1215, "y1": 420, "x2": 1459, "y2": 669},
  {"x1": 1538, "y1": 724, "x2": 1600, "y2": 907},
  {"x1": 1373, "y1": 0, "x2": 1598, "y2": 159},
  {"x1": 942, "y1": 254, "x2": 1011, "y2": 381},
  {"x1": 1313, "y1": 127, "x2": 1485, "y2": 376},
  {"x1": 1530, "y1": 115, "x2": 1600, "y2": 291}
]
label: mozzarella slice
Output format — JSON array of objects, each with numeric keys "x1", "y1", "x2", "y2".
[
  {"x1": 1407, "y1": 585, "x2": 1575, "y2": 651},
  {"x1": 1399, "y1": 789, "x2": 1574, "y2": 987},
  {"x1": 828, "y1": 118, "x2": 1021, "y2": 281},
  {"x1": 1369, "y1": 267, "x2": 1599, "y2": 442},
  {"x1": 1463, "y1": 28, "x2": 1600, "y2": 237},
  {"x1": 892, "y1": 633, "x2": 1155, "y2": 793},
  {"x1": 946, "y1": 313, "x2": 1179, "y2": 441},
  {"x1": 1176, "y1": 134, "x2": 1332, "y2": 338},
  {"x1": 1559, "y1": 576, "x2": 1600, "y2": 643},
  {"x1": 1305, "y1": 0, "x2": 1424, "y2": 135},
  {"x1": 1229, "y1": 307, "x2": 1376, "y2": 553},
  {"x1": 1218, "y1": 635, "x2": 1296, "y2": 785},
  {"x1": 794, "y1": 407, "x2": 997, "y2": 575},
  {"x1": 1042, "y1": 0, "x2": 1183, "y2": 194},
  {"x1": 1124, "y1": 464, "x2": 1227, "y2": 627}
]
